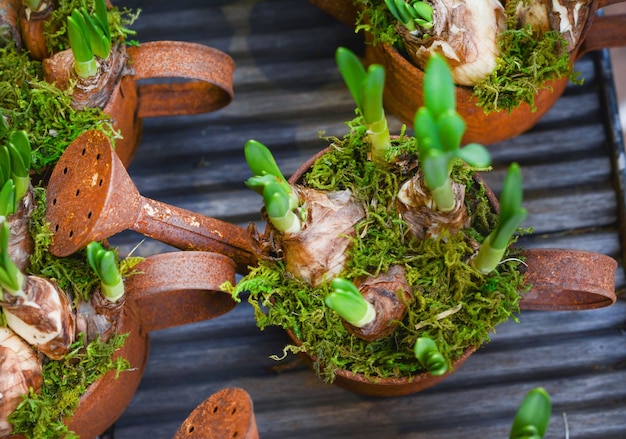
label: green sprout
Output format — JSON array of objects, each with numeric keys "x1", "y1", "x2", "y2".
[
  {"x1": 336, "y1": 47, "x2": 391, "y2": 162},
  {"x1": 244, "y1": 139, "x2": 303, "y2": 234},
  {"x1": 86, "y1": 241, "x2": 124, "y2": 302},
  {"x1": 473, "y1": 163, "x2": 528, "y2": 274},
  {"x1": 67, "y1": 0, "x2": 111, "y2": 78},
  {"x1": 510, "y1": 387, "x2": 552, "y2": 439},
  {"x1": 5, "y1": 130, "x2": 31, "y2": 203},
  {"x1": 413, "y1": 336, "x2": 448, "y2": 376},
  {"x1": 0, "y1": 222, "x2": 25, "y2": 300},
  {"x1": 414, "y1": 54, "x2": 492, "y2": 211},
  {"x1": 384, "y1": 0, "x2": 434, "y2": 34},
  {"x1": 0, "y1": 130, "x2": 31, "y2": 217},
  {"x1": 325, "y1": 278, "x2": 376, "y2": 328}
]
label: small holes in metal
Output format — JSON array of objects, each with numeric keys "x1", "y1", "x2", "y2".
[
  {"x1": 96, "y1": 153, "x2": 101, "y2": 160},
  {"x1": 99, "y1": 179, "x2": 104, "y2": 187},
  {"x1": 231, "y1": 407, "x2": 237, "y2": 415},
  {"x1": 212, "y1": 406, "x2": 219, "y2": 414},
  {"x1": 87, "y1": 211, "x2": 92, "y2": 219},
  {"x1": 63, "y1": 167, "x2": 68, "y2": 174},
  {"x1": 81, "y1": 148, "x2": 86, "y2": 156},
  {"x1": 75, "y1": 189, "x2": 80, "y2": 197},
  {"x1": 52, "y1": 198, "x2": 57, "y2": 206},
  {"x1": 54, "y1": 224, "x2": 59, "y2": 232},
  {"x1": 187, "y1": 426, "x2": 195, "y2": 434},
  {"x1": 68, "y1": 230, "x2": 74, "y2": 238}
]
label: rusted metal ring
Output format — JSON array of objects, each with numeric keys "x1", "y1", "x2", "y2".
[{"x1": 519, "y1": 248, "x2": 617, "y2": 310}]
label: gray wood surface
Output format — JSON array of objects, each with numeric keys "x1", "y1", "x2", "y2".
[{"x1": 105, "y1": 1, "x2": 626, "y2": 438}]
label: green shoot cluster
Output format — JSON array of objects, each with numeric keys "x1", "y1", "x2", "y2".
[
  {"x1": 0, "y1": 130, "x2": 31, "y2": 218},
  {"x1": 415, "y1": 54, "x2": 491, "y2": 211},
  {"x1": 86, "y1": 241, "x2": 124, "y2": 302},
  {"x1": 244, "y1": 139, "x2": 303, "y2": 234},
  {"x1": 384, "y1": 0, "x2": 433, "y2": 34},
  {"x1": 67, "y1": 0, "x2": 111, "y2": 78},
  {"x1": 0, "y1": 222, "x2": 24, "y2": 298},
  {"x1": 414, "y1": 336, "x2": 447, "y2": 376}
]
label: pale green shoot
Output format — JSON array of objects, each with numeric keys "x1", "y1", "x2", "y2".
[
  {"x1": 509, "y1": 387, "x2": 552, "y2": 439},
  {"x1": 336, "y1": 47, "x2": 390, "y2": 162},
  {"x1": 414, "y1": 336, "x2": 448, "y2": 376},
  {"x1": 67, "y1": 0, "x2": 112, "y2": 78},
  {"x1": 473, "y1": 163, "x2": 527, "y2": 274},
  {"x1": 5, "y1": 130, "x2": 30, "y2": 203},
  {"x1": 262, "y1": 181, "x2": 302, "y2": 234},
  {"x1": 414, "y1": 54, "x2": 491, "y2": 211},
  {"x1": 0, "y1": 222, "x2": 25, "y2": 300},
  {"x1": 0, "y1": 180, "x2": 16, "y2": 219},
  {"x1": 385, "y1": 0, "x2": 434, "y2": 34},
  {"x1": 86, "y1": 241, "x2": 124, "y2": 302},
  {"x1": 244, "y1": 139, "x2": 299, "y2": 210},
  {"x1": 325, "y1": 278, "x2": 376, "y2": 328}
]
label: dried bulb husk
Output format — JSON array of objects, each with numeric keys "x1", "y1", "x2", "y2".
[
  {"x1": 18, "y1": 0, "x2": 54, "y2": 60},
  {"x1": 0, "y1": 326, "x2": 43, "y2": 437},
  {"x1": 1, "y1": 276, "x2": 75, "y2": 360},
  {"x1": 7, "y1": 185, "x2": 34, "y2": 272},
  {"x1": 399, "y1": 0, "x2": 507, "y2": 85},
  {"x1": 547, "y1": 0, "x2": 593, "y2": 52},
  {"x1": 281, "y1": 187, "x2": 365, "y2": 287},
  {"x1": 75, "y1": 288, "x2": 124, "y2": 345},
  {"x1": 343, "y1": 265, "x2": 413, "y2": 342},
  {"x1": 397, "y1": 171, "x2": 469, "y2": 240},
  {"x1": 0, "y1": 0, "x2": 22, "y2": 49},
  {"x1": 42, "y1": 42, "x2": 130, "y2": 111},
  {"x1": 511, "y1": 0, "x2": 551, "y2": 35}
]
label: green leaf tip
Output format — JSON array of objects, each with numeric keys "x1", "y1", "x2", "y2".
[
  {"x1": 414, "y1": 336, "x2": 448, "y2": 376},
  {"x1": 510, "y1": 387, "x2": 551, "y2": 439},
  {"x1": 326, "y1": 278, "x2": 376, "y2": 328}
]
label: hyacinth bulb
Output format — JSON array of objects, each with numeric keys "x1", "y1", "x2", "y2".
[
  {"x1": 0, "y1": 326, "x2": 43, "y2": 436},
  {"x1": 404, "y1": 0, "x2": 506, "y2": 85}
]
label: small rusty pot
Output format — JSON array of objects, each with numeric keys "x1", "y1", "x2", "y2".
[
  {"x1": 5, "y1": 250, "x2": 237, "y2": 439},
  {"x1": 173, "y1": 388, "x2": 259, "y2": 439},
  {"x1": 364, "y1": 1, "x2": 626, "y2": 145},
  {"x1": 42, "y1": 40, "x2": 235, "y2": 167},
  {"x1": 270, "y1": 147, "x2": 617, "y2": 397},
  {"x1": 310, "y1": 0, "x2": 626, "y2": 145}
]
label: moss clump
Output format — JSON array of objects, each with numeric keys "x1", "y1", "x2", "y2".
[
  {"x1": 226, "y1": 118, "x2": 528, "y2": 383},
  {"x1": 0, "y1": 44, "x2": 118, "y2": 172},
  {"x1": 7, "y1": 333, "x2": 131, "y2": 439}
]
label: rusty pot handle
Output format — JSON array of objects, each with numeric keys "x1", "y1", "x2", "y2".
[
  {"x1": 124, "y1": 251, "x2": 237, "y2": 332},
  {"x1": 519, "y1": 248, "x2": 617, "y2": 310},
  {"x1": 577, "y1": 13, "x2": 626, "y2": 57},
  {"x1": 126, "y1": 41, "x2": 235, "y2": 118}
]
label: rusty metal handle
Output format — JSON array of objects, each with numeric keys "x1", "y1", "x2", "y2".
[
  {"x1": 134, "y1": 197, "x2": 257, "y2": 274},
  {"x1": 577, "y1": 14, "x2": 626, "y2": 57},
  {"x1": 127, "y1": 41, "x2": 235, "y2": 118},
  {"x1": 519, "y1": 248, "x2": 617, "y2": 310},
  {"x1": 124, "y1": 251, "x2": 237, "y2": 332}
]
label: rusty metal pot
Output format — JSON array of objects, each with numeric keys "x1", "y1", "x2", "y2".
[
  {"x1": 42, "y1": 40, "x2": 235, "y2": 167},
  {"x1": 5, "y1": 250, "x2": 237, "y2": 439},
  {"x1": 363, "y1": 0, "x2": 626, "y2": 145},
  {"x1": 271, "y1": 147, "x2": 617, "y2": 397}
]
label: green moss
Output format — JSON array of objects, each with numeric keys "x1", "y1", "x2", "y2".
[
  {"x1": 7, "y1": 333, "x2": 131, "y2": 439},
  {"x1": 473, "y1": 25, "x2": 581, "y2": 114},
  {"x1": 0, "y1": 44, "x2": 118, "y2": 172},
  {"x1": 227, "y1": 119, "x2": 527, "y2": 383}
]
